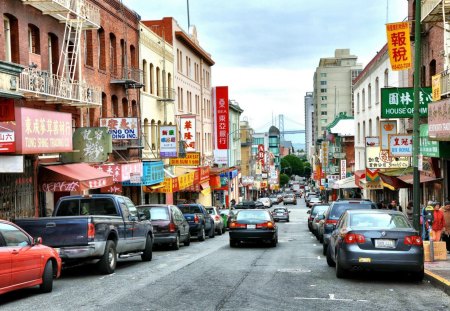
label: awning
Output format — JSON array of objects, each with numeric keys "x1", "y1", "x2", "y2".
[
  {"x1": 378, "y1": 168, "x2": 412, "y2": 190},
  {"x1": 336, "y1": 176, "x2": 358, "y2": 189},
  {"x1": 354, "y1": 170, "x2": 366, "y2": 188},
  {"x1": 397, "y1": 173, "x2": 443, "y2": 184},
  {"x1": 40, "y1": 163, "x2": 114, "y2": 192},
  {"x1": 200, "y1": 181, "x2": 210, "y2": 190}
]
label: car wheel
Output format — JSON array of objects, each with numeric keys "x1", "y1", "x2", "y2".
[
  {"x1": 98, "y1": 240, "x2": 117, "y2": 274},
  {"x1": 286, "y1": 218, "x2": 290, "y2": 222},
  {"x1": 209, "y1": 224, "x2": 215, "y2": 238},
  {"x1": 39, "y1": 260, "x2": 53, "y2": 293},
  {"x1": 171, "y1": 234, "x2": 180, "y2": 250},
  {"x1": 141, "y1": 235, "x2": 153, "y2": 261},
  {"x1": 322, "y1": 243, "x2": 327, "y2": 256},
  {"x1": 217, "y1": 225, "x2": 223, "y2": 236},
  {"x1": 319, "y1": 235, "x2": 324, "y2": 244},
  {"x1": 326, "y1": 244, "x2": 336, "y2": 267},
  {"x1": 183, "y1": 233, "x2": 191, "y2": 246},
  {"x1": 411, "y1": 268, "x2": 424, "y2": 282},
  {"x1": 335, "y1": 253, "x2": 348, "y2": 279},
  {"x1": 198, "y1": 226, "x2": 206, "y2": 241},
  {"x1": 221, "y1": 227, "x2": 226, "y2": 234}
]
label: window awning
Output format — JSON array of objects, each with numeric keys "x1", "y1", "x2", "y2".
[
  {"x1": 336, "y1": 176, "x2": 358, "y2": 189},
  {"x1": 39, "y1": 163, "x2": 114, "y2": 192},
  {"x1": 397, "y1": 173, "x2": 442, "y2": 184}
]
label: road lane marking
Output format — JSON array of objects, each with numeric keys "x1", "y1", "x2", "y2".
[
  {"x1": 277, "y1": 268, "x2": 311, "y2": 273},
  {"x1": 294, "y1": 293, "x2": 369, "y2": 303}
]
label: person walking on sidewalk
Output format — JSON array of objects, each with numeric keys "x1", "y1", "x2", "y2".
[
  {"x1": 432, "y1": 202, "x2": 446, "y2": 242},
  {"x1": 441, "y1": 201, "x2": 450, "y2": 253}
]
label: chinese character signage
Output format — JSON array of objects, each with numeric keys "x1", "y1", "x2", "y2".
[
  {"x1": 366, "y1": 146, "x2": 409, "y2": 169},
  {"x1": 432, "y1": 74, "x2": 441, "y2": 101},
  {"x1": 62, "y1": 127, "x2": 111, "y2": 163},
  {"x1": 381, "y1": 87, "x2": 432, "y2": 118},
  {"x1": 428, "y1": 99, "x2": 450, "y2": 141},
  {"x1": 420, "y1": 124, "x2": 445, "y2": 158},
  {"x1": 214, "y1": 86, "x2": 229, "y2": 149},
  {"x1": 386, "y1": 22, "x2": 412, "y2": 71},
  {"x1": 159, "y1": 125, "x2": 177, "y2": 158},
  {"x1": 0, "y1": 126, "x2": 15, "y2": 152},
  {"x1": 258, "y1": 144, "x2": 265, "y2": 167},
  {"x1": 389, "y1": 134, "x2": 412, "y2": 157},
  {"x1": 169, "y1": 152, "x2": 200, "y2": 166},
  {"x1": 340, "y1": 159, "x2": 346, "y2": 180},
  {"x1": 322, "y1": 141, "x2": 329, "y2": 168},
  {"x1": 99, "y1": 117, "x2": 139, "y2": 140},
  {"x1": 0, "y1": 107, "x2": 72, "y2": 154},
  {"x1": 380, "y1": 120, "x2": 397, "y2": 150},
  {"x1": 180, "y1": 115, "x2": 196, "y2": 151}
]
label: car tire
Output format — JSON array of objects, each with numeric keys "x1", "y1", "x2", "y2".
[
  {"x1": 198, "y1": 226, "x2": 206, "y2": 241},
  {"x1": 141, "y1": 235, "x2": 153, "y2": 261},
  {"x1": 184, "y1": 233, "x2": 191, "y2": 246},
  {"x1": 39, "y1": 260, "x2": 53, "y2": 293},
  {"x1": 217, "y1": 226, "x2": 223, "y2": 236},
  {"x1": 326, "y1": 244, "x2": 336, "y2": 267},
  {"x1": 411, "y1": 268, "x2": 424, "y2": 282},
  {"x1": 287, "y1": 218, "x2": 290, "y2": 222},
  {"x1": 319, "y1": 235, "x2": 324, "y2": 243},
  {"x1": 322, "y1": 243, "x2": 328, "y2": 256},
  {"x1": 171, "y1": 234, "x2": 180, "y2": 250},
  {"x1": 221, "y1": 227, "x2": 226, "y2": 234},
  {"x1": 98, "y1": 240, "x2": 117, "y2": 275},
  {"x1": 335, "y1": 253, "x2": 348, "y2": 279}
]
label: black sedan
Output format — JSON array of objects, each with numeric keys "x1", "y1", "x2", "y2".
[
  {"x1": 137, "y1": 204, "x2": 191, "y2": 250},
  {"x1": 229, "y1": 209, "x2": 278, "y2": 247},
  {"x1": 326, "y1": 210, "x2": 424, "y2": 280}
]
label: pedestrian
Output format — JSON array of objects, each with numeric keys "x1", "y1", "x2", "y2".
[
  {"x1": 406, "y1": 200, "x2": 413, "y2": 223},
  {"x1": 431, "y1": 202, "x2": 445, "y2": 242},
  {"x1": 421, "y1": 201, "x2": 435, "y2": 241},
  {"x1": 441, "y1": 201, "x2": 450, "y2": 253},
  {"x1": 390, "y1": 199, "x2": 402, "y2": 212}
]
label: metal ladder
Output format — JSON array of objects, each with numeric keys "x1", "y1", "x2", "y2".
[{"x1": 57, "y1": 14, "x2": 83, "y2": 83}]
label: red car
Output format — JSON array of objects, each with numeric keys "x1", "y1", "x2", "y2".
[{"x1": 0, "y1": 219, "x2": 62, "y2": 295}]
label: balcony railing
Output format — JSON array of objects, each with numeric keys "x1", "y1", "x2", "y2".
[
  {"x1": 112, "y1": 139, "x2": 144, "y2": 151},
  {"x1": 421, "y1": 0, "x2": 450, "y2": 23},
  {"x1": 19, "y1": 67, "x2": 101, "y2": 107},
  {"x1": 110, "y1": 66, "x2": 143, "y2": 87},
  {"x1": 22, "y1": 0, "x2": 100, "y2": 29},
  {"x1": 156, "y1": 87, "x2": 176, "y2": 101}
]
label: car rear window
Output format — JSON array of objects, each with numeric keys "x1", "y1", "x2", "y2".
[
  {"x1": 273, "y1": 208, "x2": 287, "y2": 213},
  {"x1": 149, "y1": 207, "x2": 170, "y2": 221},
  {"x1": 350, "y1": 213, "x2": 411, "y2": 229},
  {"x1": 329, "y1": 202, "x2": 375, "y2": 220},
  {"x1": 311, "y1": 205, "x2": 329, "y2": 215},
  {"x1": 236, "y1": 210, "x2": 271, "y2": 221},
  {"x1": 56, "y1": 198, "x2": 118, "y2": 216},
  {"x1": 178, "y1": 205, "x2": 202, "y2": 214}
]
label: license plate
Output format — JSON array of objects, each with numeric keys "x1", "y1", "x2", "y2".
[
  {"x1": 277, "y1": 213, "x2": 283, "y2": 216},
  {"x1": 375, "y1": 239, "x2": 395, "y2": 248},
  {"x1": 247, "y1": 224, "x2": 256, "y2": 229},
  {"x1": 359, "y1": 257, "x2": 371, "y2": 263}
]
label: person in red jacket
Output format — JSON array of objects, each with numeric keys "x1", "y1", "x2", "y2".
[{"x1": 432, "y1": 202, "x2": 446, "y2": 242}]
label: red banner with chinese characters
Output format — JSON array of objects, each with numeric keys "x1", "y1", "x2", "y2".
[
  {"x1": 386, "y1": 22, "x2": 412, "y2": 71},
  {"x1": 214, "y1": 86, "x2": 229, "y2": 149},
  {"x1": 180, "y1": 115, "x2": 196, "y2": 151}
]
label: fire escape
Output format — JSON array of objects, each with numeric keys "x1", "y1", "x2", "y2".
[{"x1": 20, "y1": 0, "x2": 101, "y2": 106}]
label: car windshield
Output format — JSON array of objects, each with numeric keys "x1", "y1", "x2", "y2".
[
  {"x1": 149, "y1": 207, "x2": 169, "y2": 220},
  {"x1": 236, "y1": 210, "x2": 271, "y2": 221},
  {"x1": 206, "y1": 208, "x2": 216, "y2": 215},
  {"x1": 329, "y1": 202, "x2": 375, "y2": 220},
  {"x1": 273, "y1": 208, "x2": 287, "y2": 213},
  {"x1": 311, "y1": 205, "x2": 329, "y2": 215},
  {"x1": 350, "y1": 213, "x2": 411, "y2": 229}
]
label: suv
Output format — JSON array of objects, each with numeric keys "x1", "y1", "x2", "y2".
[{"x1": 322, "y1": 199, "x2": 377, "y2": 255}]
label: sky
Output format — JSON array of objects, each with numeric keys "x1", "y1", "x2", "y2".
[{"x1": 122, "y1": 0, "x2": 408, "y2": 146}]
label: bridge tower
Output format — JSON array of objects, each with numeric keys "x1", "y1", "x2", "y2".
[{"x1": 278, "y1": 114, "x2": 285, "y2": 140}]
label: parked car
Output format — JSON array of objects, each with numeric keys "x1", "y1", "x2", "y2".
[
  {"x1": 258, "y1": 197, "x2": 272, "y2": 208},
  {"x1": 235, "y1": 201, "x2": 264, "y2": 209},
  {"x1": 136, "y1": 204, "x2": 190, "y2": 250},
  {"x1": 312, "y1": 210, "x2": 327, "y2": 242},
  {"x1": 326, "y1": 210, "x2": 424, "y2": 281},
  {"x1": 219, "y1": 208, "x2": 238, "y2": 229},
  {"x1": 269, "y1": 195, "x2": 280, "y2": 205},
  {"x1": 206, "y1": 206, "x2": 225, "y2": 235},
  {"x1": 283, "y1": 194, "x2": 297, "y2": 205},
  {"x1": 14, "y1": 194, "x2": 154, "y2": 274},
  {"x1": 305, "y1": 193, "x2": 318, "y2": 206},
  {"x1": 229, "y1": 209, "x2": 278, "y2": 247},
  {"x1": 177, "y1": 204, "x2": 215, "y2": 241},
  {"x1": 322, "y1": 199, "x2": 377, "y2": 256},
  {"x1": 307, "y1": 197, "x2": 323, "y2": 208},
  {"x1": 307, "y1": 204, "x2": 329, "y2": 232},
  {"x1": 271, "y1": 207, "x2": 290, "y2": 222},
  {"x1": 0, "y1": 219, "x2": 62, "y2": 295}
]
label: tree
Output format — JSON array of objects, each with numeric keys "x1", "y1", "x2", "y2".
[
  {"x1": 282, "y1": 154, "x2": 304, "y2": 176},
  {"x1": 279, "y1": 173, "x2": 290, "y2": 187},
  {"x1": 303, "y1": 162, "x2": 312, "y2": 178},
  {"x1": 280, "y1": 158, "x2": 292, "y2": 176}
]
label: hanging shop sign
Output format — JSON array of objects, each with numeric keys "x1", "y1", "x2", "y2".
[
  {"x1": 0, "y1": 126, "x2": 15, "y2": 153},
  {"x1": 366, "y1": 146, "x2": 409, "y2": 169},
  {"x1": 365, "y1": 136, "x2": 380, "y2": 147},
  {"x1": 432, "y1": 74, "x2": 441, "y2": 101},
  {"x1": 169, "y1": 152, "x2": 200, "y2": 166},
  {"x1": 214, "y1": 86, "x2": 229, "y2": 149},
  {"x1": 380, "y1": 87, "x2": 432, "y2": 118},
  {"x1": 159, "y1": 125, "x2": 177, "y2": 158},
  {"x1": 420, "y1": 124, "x2": 450, "y2": 158},
  {"x1": 180, "y1": 115, "x2": 196, "y2": 151},
  {"x1": 0, "y1": 107, "x2": 72, "y2": 154},
  {"x1": 389, "y1": 134, "x2": 413, "y2": 157},
  {"x1": 340, "y1": 159, "x2": 346, "y2": 180},
  {"x1": 428, "y1": 99, "x2": 450, "y2": 141},
  {"x1": 380, "y1": 120, "x2": 397, "y2": 150},
  {"x1": 99, "y1": 117, "x2": 139, "y2": 140},
  {"x1": 61, "y1": 127, "x2": 111, "y2": 163},
  {"x1": 386, "y1": 21, "x2": 412, "y2": 71},
  {"x1": 94, "y1": 162, "x2": 142, "y2": 183}
]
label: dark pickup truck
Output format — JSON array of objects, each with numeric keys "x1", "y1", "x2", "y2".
[
  {"x1": 177, "y1": 204, "x2": 215, "y2": 241},
  {"x1": 14, "y1": 194, "x2": 153, "y2": 274}
]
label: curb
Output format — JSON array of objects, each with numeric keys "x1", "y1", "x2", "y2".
[{"x1": 424, "y1": 269, "x2": 450, "y2": 295}]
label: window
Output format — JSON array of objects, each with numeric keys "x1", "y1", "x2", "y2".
[
  {"x1": 98, "y1": 28, "x2": 106, "y2": 70},
  {"x1": 375, "y1": 77, "x2": 379, "y2": 104},
  {"x1": 362, "y1": 89, "x2": 365, "y2": 111},
  {"x1": 130, "y1": 45, "x2": 136, "y2": 68},
  {"x1": 369, "y1": 119, "x2": 372, "y2": 136},
  {"x1": 28, "y1": 24, "x2": 40, "y2": 54},
  {"x1": 357, "y1": 122, "x2": 360, "y2": 144},
  {"x1": 109, "y1": 33, "x2": 117, "y2": 74},
  {"x1": 321, "y1": 111, "x2": 327, "y2": 115},
  {"x1": 4, "y1": 16, "x2": 11, "y2": 62},
  {"x1": 122, "y1": 98, "x2": 128, "y2": 117},
  {"x1": 120, "y1": 39, "x2": 126, "y2": 74},
  {"x1": 150, "y1": 63, "x2": 154, "y2": 94},
  {"x1": 320, "y1": 81, "x2": 327, "y2": 85},
  {"x1": 142, "y1": 60, "x2": 147, "y2": 92},
  {"x1": 356, "y1": 92, "x2": 360, "y2": 113},
  {"x1": 156, "y1": 67, "x2": 161, "y2": 96},
  {"x1": 321, "y1": 96, "x2": 327, "y2": 100},
  {"x1": 0, "y1": 223, "x2": 30, "y2": 247},
  {"x1": 84, "y1": 30, "x2": 93, "y2": 67},
  {"x1": 320, "y1": 73, "x2": 327, "y2": 77},
  {"x1": 368, "y1": 83, "x2": 372, "y2": 108},
  {"x1": 48, "y1": 33, "x2": 59, "y2": 75},
  {"x1": 321, "y1": 88, "x2": 327, "y2": 93},
  {"x1": 321, "y1": 118, "x2": 327, "y2": 124},
  {"x1": 112, "y1": 95, "x2": 118, "y2": 117},
  {"x1": 384, "y1": 69, "x2": 389, "y2": 87}
]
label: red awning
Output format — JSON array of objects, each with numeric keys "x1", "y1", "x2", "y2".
[
  {"x1": 200, "y1": 181, "x2": 210, "y2": 190},
  {"x1": 397, "y1": 174, "x2": 442, "y2": 184},
  {"x1": 40, "y1": 163, "x2": 114, "y2": 192}
]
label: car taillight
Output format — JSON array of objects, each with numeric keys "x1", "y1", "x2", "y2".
[
  {"x1": 325, "y1": 219, "x2": 337, "y2": 225},
  {"x1": 194, "y1": 215, "x2": 199, "y2": 223},
  {"x1": 215, "y1": 215, "x2": 220, "y2": 221},
  {"x1": 88, "y1": 223, "x2": 95, "y2": 239},
  {"x1": 314, "y1": 218, "x2": 321, "y2": 223},
  {"x1": 256, "y1": 222, "x2": 274, "y2": 229},
  {"x1": 344, "y1": 233, "x2": 365, "y2": 244},
  {"x1": 404, "y1": 235, "x2": 422, "y2": 246},
  {"x1": 230, "y1": 222, "x2": 246, "y2": 229},
  {"x1": 169, "y1": 223, "x2": 176, "y2": 233}
]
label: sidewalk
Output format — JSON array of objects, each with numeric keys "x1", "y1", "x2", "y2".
[{"x1": 424, "y1": 256, "x2": 450, "y2": 295}]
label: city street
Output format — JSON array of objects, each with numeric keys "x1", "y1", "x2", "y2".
[{"x1": 1, "y1": 199, "x2": 449, "y2": 311}]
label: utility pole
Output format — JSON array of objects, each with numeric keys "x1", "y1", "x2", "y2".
[{"x1": 412, "y1": 0, "x2": 421, "y2": 232}]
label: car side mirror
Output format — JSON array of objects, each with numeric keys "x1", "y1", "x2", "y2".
[{"x1": 33, "y1": 237, "x2": 42, "y2": 245}]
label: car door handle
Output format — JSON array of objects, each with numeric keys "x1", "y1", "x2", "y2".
[
  {"x1": 46, "y1": 222, "x2": 56, "y2": 228},
  {"x1": 11, "y1": 250, "x2": 19, "y2": 255}
]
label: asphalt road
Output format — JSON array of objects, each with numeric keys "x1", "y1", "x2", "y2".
[{"x1": 1, "y1": 199, "x2": 450, "y2": 311}]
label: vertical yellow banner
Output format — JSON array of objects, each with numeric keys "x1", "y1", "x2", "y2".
[
  {"x1": 386, "y1": 22, "x2": 412, "y2": 71},
  {"x1": 432, "y1": 74, "x2": 441, "y2": 101}
]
